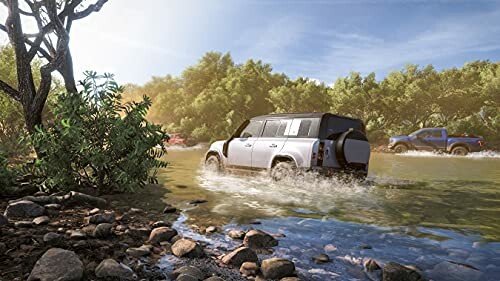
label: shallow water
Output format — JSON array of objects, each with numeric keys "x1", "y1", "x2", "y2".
[{"x1": 158, "y1": 147, "x2": 500, "y2": 280}]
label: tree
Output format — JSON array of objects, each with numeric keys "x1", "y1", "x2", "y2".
[
  {"x1": 269, "y1": 77, "x2": 329, "y2": 113},
  {"x1": 0, "y1": 0, "x2": 108, "y2": 136}
]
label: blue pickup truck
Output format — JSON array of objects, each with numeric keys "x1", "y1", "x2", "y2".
[{"x1": 388, "y1": 128, "x2": 485, "y2": 155}]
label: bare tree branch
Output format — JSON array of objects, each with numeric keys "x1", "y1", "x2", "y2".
[
  {"x1": 0, "y1": 79, "x2": 21, "y2": 102},
  {"x1": 71, "y1": 0, "x2": 108, "y2": 20}
]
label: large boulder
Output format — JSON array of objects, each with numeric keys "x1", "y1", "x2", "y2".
[
  {"x1": 4, "y1": 200, "x2": 45, "y2": 218},
  {"x1": 383, "y1": 262, "x2": 423, "y2": 281},
  {"x1": 95, "y1": 259, "x2": 135, "y2": 280},
  {"x1": 243, "y1": 229, "x2": 278, "y2": 249},
  {"x1": 261, "y1": 258, "x2": 295, "y2": 280},
  {"x1": 62, "y1": 191, "x2": 106, "y2": 208},
  {"x1": 149, "y1": 226, "x2": 177, "y2": 244},
  {"x1": 171, "y1": 239, "x2": 204, "y2": 258},
  {"x1": 222, "y1": 247, "x2": 258, "y2": 267},
  {"x1": 27, "y1": 248, "x2": 83, "y2": 281},
  {"x1": 429, "y1": 261, "x2": 482, "y2": 281}
]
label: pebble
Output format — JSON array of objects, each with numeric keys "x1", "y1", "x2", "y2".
[
  {"x1": 33, "y1": 216, "x2": 50, "y2": 225},
  {"x1": 312, "y1": 254, "x2": 330, "y2": 264}
]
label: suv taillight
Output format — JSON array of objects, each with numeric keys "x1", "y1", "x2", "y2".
[
  {"x1": 318, "y1": 142, "x2": 324, "y2": 166},
  {"x1": 478, "y1": 140, "x2": 485, "y2": 146}
]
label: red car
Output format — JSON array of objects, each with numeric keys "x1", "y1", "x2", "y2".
[{"x1": 164, "y1": 133, "x2": 187, "y2": 146}]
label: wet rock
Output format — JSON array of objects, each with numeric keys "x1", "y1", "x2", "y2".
[
  {"x1": 4, "y1": 200, "x2": 45, "y2": 218},
  {"x1": 93, "y1": 223, "x2": 113, "y2": 238},
  {"x1": 206, "y1": 226, "x2": 217, "y2": 233},
  {"x1": 172, "y1": 266, "x2": 204, "y2": 280},
  {"x1": 69, "y1": 230, "x2": 87, "y2": 240},
  {"x1": 15, "y1": 220, "x2": 33, "y2": 228},
  {"x1": 95, "y1": 258, "x2": 135, "y2": 280},
  {"x1": 152, "y1": 220, "x2": 171, "y2": 229},
  {"x1": 86, "y1": 212, "x2": 115, "y2": 224},
  {"x1": 125, "y1": 227, "x2": 150, "y2": 238},
  {"x1": 27, "y1": 248, "x2": 83, "y2": 281},
  {"x1": 243, "y1": 229, "x2": 278, "y2": 249},
  {"x1": 43, "y1": 232, "x2": 63, "y2": 245},
  {"x1": 430, "y1": 261, "x2": 482, "y2": 281},
  {"x1": 33, "y1": 215, "x2": 50, "y2": 225},
  {"x1": 312, "y1": 254, "x2": 330, "y2": 264},
  {"x1": 240, "y1": 261, "x2": 259, "y2": 276},
  {"x1": 44, "y1": 203, "x2": 61, "y2": 210},
  {"x1": 205, "y1": 277, "x2": 224, "y2": 281},
  {"x1": 126, "y1": 245, "x2": 151, "y2": 257},
  {"x1": 261, "y1": 258, "x2": 295, "y2": 280},
  {"x1": 228, "y1": 229, "x2": 246, "y2": 240},
  {"x1": 88, "y1": 208, "x2": 100, "y2": 215},
  {"x1": 222, "y1": 247, "x2": 258, "y2": 267},
  {"x1": 0, "y1": 214, "x2": 8, "y2": 225},
  {"x1": 383, "y1": 262, "x2": 423, "y2": 281},
  {"x1": 63, "y1": 191, "x2": 106, "y2": 208},
  {"x1": 172, "y1": 238, "x2": 204, "y2": 258},
  {"x1": 364, "y1": 258, "x2": 381, "y2": 271},
  {"x1": 189, "y1": 199, "x2": 208, "y2": 205},
  {"x1": 149, "y1": 227, "x2": 178, "y2": 244},
  {"x1": 163, "y1": 204, "x2": 177, "y2": 213},
  {"x1": 177, "y1": 274, "x2": 198, "y2": 281}
]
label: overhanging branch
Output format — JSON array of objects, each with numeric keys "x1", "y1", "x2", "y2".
[
  {"x1": 71, "y1": 0, "x2": 108, "y2": 20},
  {"x1": 0, "y1": 80, "x2": 21, "y2": 102}
]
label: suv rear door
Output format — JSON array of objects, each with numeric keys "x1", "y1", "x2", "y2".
[
  {"x1": 251, "y1": 119, "x2": 291, "y2": 169},
  {"x1": 227, "y1": 120, "x2": 263, "y2": 167}
]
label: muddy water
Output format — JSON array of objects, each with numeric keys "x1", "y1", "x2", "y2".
[{"x1": 157, "y1": 148, "x2": 500, "y2": 280}]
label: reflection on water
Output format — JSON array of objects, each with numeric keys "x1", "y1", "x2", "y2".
[{"x1": 158, "y1": 148, "x2": 500, "y2": 280}]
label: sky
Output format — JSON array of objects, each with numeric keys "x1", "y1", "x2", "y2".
[{"x1": 1, "y1": 0, "x2": 500, "y2": 85}]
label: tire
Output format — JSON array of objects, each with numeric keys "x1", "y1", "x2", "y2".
[
  {"x1": 270, "y1": 161, "x2": 296, "y2": 181},
  {"x1": 393, "y1": 144, "x2": 408, "y2": 154},
  {"x1": 205, "y1": 155, "x2": 222, "y2": 172},
  {"x1": 451, "y1": 146, "x2": 468, "y2": 156}
]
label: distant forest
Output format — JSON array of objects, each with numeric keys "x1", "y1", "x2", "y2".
[{"x1": 123, "y1": 52, "x2": 499, "y2": 145}]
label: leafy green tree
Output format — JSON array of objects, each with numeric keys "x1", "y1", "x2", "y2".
[{"x1": 270, "y1": 77, "x2": 330, "y2": 113}]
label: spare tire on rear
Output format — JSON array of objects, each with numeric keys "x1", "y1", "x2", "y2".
[{"x1": 334, "y1": 129, "x2": 370, "y2": 170}]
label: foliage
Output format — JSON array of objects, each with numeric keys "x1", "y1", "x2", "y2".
[
  {"x1": 30, "y1": 72, "x2": 168, "y2": 193},
  {"x1": 0, "y1": 150, "x2": 13, "y2": 188},
  {"x1": 125, "y1": 52, "x2": 499, "y2": 146}
]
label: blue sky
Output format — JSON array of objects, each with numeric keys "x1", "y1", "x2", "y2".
[{"x1": 2, "y1": 0, "x2": 500, "y2": 85}]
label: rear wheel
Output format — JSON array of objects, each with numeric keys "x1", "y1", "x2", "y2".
[
  {"x1": 393, "y1": 144, "x2": 408, "y2": 154},
  {"x1": 270, "y1": 161, "x2": 296, "y2": 181},
  {"x1": 205, "y1": 155, "x2": 222, "y2": 172},
  {"x1": 451, "y1": 146, "x2": 468, "y2": 156}
]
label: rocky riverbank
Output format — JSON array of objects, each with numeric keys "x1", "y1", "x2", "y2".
[{"x1": 0, "y1": 189, "x2": 430, "y2": 281}]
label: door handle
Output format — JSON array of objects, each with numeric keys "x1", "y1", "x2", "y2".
[
  {"x1": 245, "y1": 144, "x2": 252, "y2": 148},
  {"x1": 269, "y1": 144, "x2": 277, "y2": 148}
]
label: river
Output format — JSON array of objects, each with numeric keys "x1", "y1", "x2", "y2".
[{"x1": 157, "y1": 147, "x2": 500, "y2": 280}]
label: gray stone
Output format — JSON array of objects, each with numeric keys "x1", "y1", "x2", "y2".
[
  {"x1": 261, "y1": 258, "x2": 295, "y2": 280},
  {"x1": 69, "y1": 231, "x2": 87, "y2": 240},
  {"x1": 34, "y1": 191, "x2": 48, "y2": 196},
  {"x1": 365, "y1": 258, "x2": 381, "y2": 271},
  {"x1": 172, "y1": 266, "x2": 204, "y2": 280},
  {"x1": 126, "y1": 246, "x2": 151, "y2": 257},
  {"x1": 149, "y1": 226, "x2": 177, "y2": 244},
  {"x1": 43, "y1": 232, "x2": 63, "y2": 245},
  {"x1": 152, "y1": 220, "x2": 171, "y2": 229},
  {"x1": 205, "y1": 226, "x2": 217, "y2": 233},
  {"x1": 88, "y1": 208, "x2": 100, "y2": 215},
  {"x1": 93, "y1": 223, "x2": 113, "y2": 238},
  {"x1": 222, "y1": 247, "x2": 258, "y2": 267},
  {"x1": 115, "y1": 225, "x2": 128, "y2": 232},
  {"x1": 86, "y1": 212, "x2": 115, "y2": 224},
  {"x1": 4, "y1": 200, "x2": 45, "y2": 218},
  {"x1": 228, "y1": 229, "x2": 245, "y2": 240},
  {"x1": 125, "y1": 227, "x2": 150, "y2": 238},
  {"x1": 243, "y1": 229, "x2": 278, "y2": 249},
  {"x1": 163, "y1": 205, "x2": 177, "y2": 213},
  {"x1": 27, "y1": 248, "x2": 83, "y2": 281},
  {"x1": 63, "y1": 191, "x2": 106, "y2": 208},
  {"x1": 312, "y1": 254, "x2": 330, "y2": 264},
  {"x1": 33, "y1": 216, "x2": 50, "y2": 225},
  {"x1": 204, "y1": 277, "x2": 224, "y2": 281},
  {"x1": 95, "y1": 258, "x2": 135, "y2": 280},
  {"x1": 0, "y1": 242, "x2": 6, "y2": 254},
  {"x1": 429, "y1": 261, "x2": 482, "y2": 281},
  {"x1": 177, "y1": 274, "x2": 198, "y2": 281},
  {"x1": 383, "y1": 262, "x2": 423, "y2": 281},
  {"x1": 0, "y1": 214, "x2": 8, "y2": 225},
  {"x1": 280, "y1": 278, "x2": 301, "y2": 281},
  {"x1": 240, "y1": 261, "x2": 259, "y2": 276},
  {"x1": 44, "y1": 204, "x2": 62, "y2": 210},
  {"x1": 171, "y1": 239, "x2": 204, "y2": 258},
  {"x1": 15, "y1": 220, "x2": 33, "y2": 228}
]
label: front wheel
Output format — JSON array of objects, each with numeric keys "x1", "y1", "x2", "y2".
[
  {"x1": 270, "y1": 161, "x2": 296, "y2": 181},
  {"x1": 205, "y1": 155, "x2": 222, "y2": 172},
  {"x1": 393, "y1": 144, "x2": 408, "y2": 154},
  {"x1": 451, "y1": 146, "x2": 469, "y2": 156}
]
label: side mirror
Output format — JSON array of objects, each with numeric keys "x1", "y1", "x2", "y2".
[{"x1": 241, "y1": 132, "x2": 252, "y2": 139}]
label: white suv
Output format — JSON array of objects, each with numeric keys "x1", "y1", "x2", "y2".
[{"x1": 204, "y1": 113, "x2": 370, "y2": 179}]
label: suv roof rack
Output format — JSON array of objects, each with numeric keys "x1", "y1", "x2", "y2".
[{"x1": 250, "y1": 112, "x2": 360, "y2": 121}]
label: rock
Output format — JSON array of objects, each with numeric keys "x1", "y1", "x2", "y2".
[
  {"x1": 365, "y1": 258, "x2": 381, "y2": 271},
  {"x1": 222, "y1": 247, "x2": 258, "y2": 267},
  {"x1": 116, "y1": 213, "x2": 131, "y2": 223},
  {"x1": 93, "y1": 223, "x2": 113, "y2": 238},
  {"x1": 172, "y1": 266, "x2": 204, "y2": 280},
  {"x1": 4, "y1": 200, "x2": 45, "y2": 218},
  {"x1": 88, "y1": 208, "x2": 100, "y2": 215},
  {"x1": 126, "y1": 245, "x2": 151, "y2": 257},
  {"x1": 171, "y1": 234, "x2": 182, "y2": 243},
  {"x1": 324, "y1": 244, "x2": 337, "y2": 252},
  {"x1": 189, "y1": 199, "x2": 207, "y2": 204},
  {"x1": 172, "y1": 239, "x2": 204, "y2": 258},
  {"x1": 44, "y1": 203, "x2": 61, "y2": 210},
  {"x1": 43, "y1": 232, "x2": 63, "y2": 245},
  {"x1": 149, "y1": 227, "x2": 178, "y2": 244},
  {"x1": 15, "y1": 220, "x2": 33, "y2": 228},
  {"x1": 359, "y1": 244, "x2": 372, "y2": 249},
  {"x1": 95, "y1": 258, "x2": 135, "y2": 280},
  {"x1": 125, "y1": 227, "x2": 150, "y2": 238},
  {"x1": 69, "y1": 231, "x2": 87, "y2": 240},
  {"x1": 0, "y1": 214, "x2": 8, "y2": 225},
  {"x1": 20, "y1": 195, "x2": 60, "y2": 205},
  {"x1": 63, "y1": 191, "x2": 107, "y2": 208},
  {"x1": 280, "y1": 278, "x2": 301, "y2": 281},
  {"x1": 33, "y1": 215, "x2": 50, "y2": 225},
  {"x1": 128, "y1": 207, "x2": 143, "y2": 214},
  {"x1": 383, "y1": 262, "x2": 423, "y2": 281},
  {"x1": 206, "y1": 226, "x2": 217, "y2": 233},
  {"x1": 163, "y1": 204, "x2": 177, "y2": 213},
  {"x1": 177, "y1": 274, "x2": 198, "y2": 281},
  {"x1": 261, "y1": 258, "x2": 295, "y2": 280},
  {"x1": 27, "y1": 248, "x2": 83, "y2": 281},
  {"x1": 429, "y1": 261, "x2": 482, "y2": 281},
  {"x1": 34, "y1": 191, "x2": 48, "y2": 196},
  {"x1": 243, "y1": 229, "x2": 278, "y2": 249},
  {"x1": 152, "y1": 220, "x2": 171, "y2": 229},
  {"x1": 240, "y1": 261, "x2": 259, "y2": 276},
  {"x1": 205, "y1": 277, "x2": 224, "y2": 281},
  {"x1": 86, "y1": 212, "x2": 115, "y2": 224},
  {"x1": 116, "y1": 225, "x2": 128, "y2": 232},
  {"x1": 228, "y1": 229, "x2": 245, "y2": 239},
  {"x1": 312, "y1": 253, "x2": 330, "y2": 264},
  {"x1": 81, "y1": 225, "x2": 97, "y2": 235}
]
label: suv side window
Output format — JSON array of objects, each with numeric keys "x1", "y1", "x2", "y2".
[
  {"x1": 430, "y1": 130, "x2": 443, "y2": 138},
  {"x1": 287, "y1": 118, "x2": 318, "y2": 138},
  {"x1": 239, "y1": 120, "x2": 263, "y2": 138},
  {"x1": 262, "y1": 120, "x2": 281, "y2": 137}
]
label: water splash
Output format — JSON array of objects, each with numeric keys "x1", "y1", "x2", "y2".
[
  {"x1": 166, "y1": 144, "x2": 208, "y2": 151},
  {"x1": 398, "y1": 150, "x2": 500, "y2": 159}
]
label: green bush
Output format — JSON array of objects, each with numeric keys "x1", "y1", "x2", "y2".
[
  {"x1": 31, "y1": 72, "x2": 168, "y2": 193},
  {"x1": 0, "y1": 150, "x2": 13, "y2": 188}
]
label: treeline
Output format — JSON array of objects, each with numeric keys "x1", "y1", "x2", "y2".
[{"x1": 124, "y1": 52, "x2": 499, "y2": 145}]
